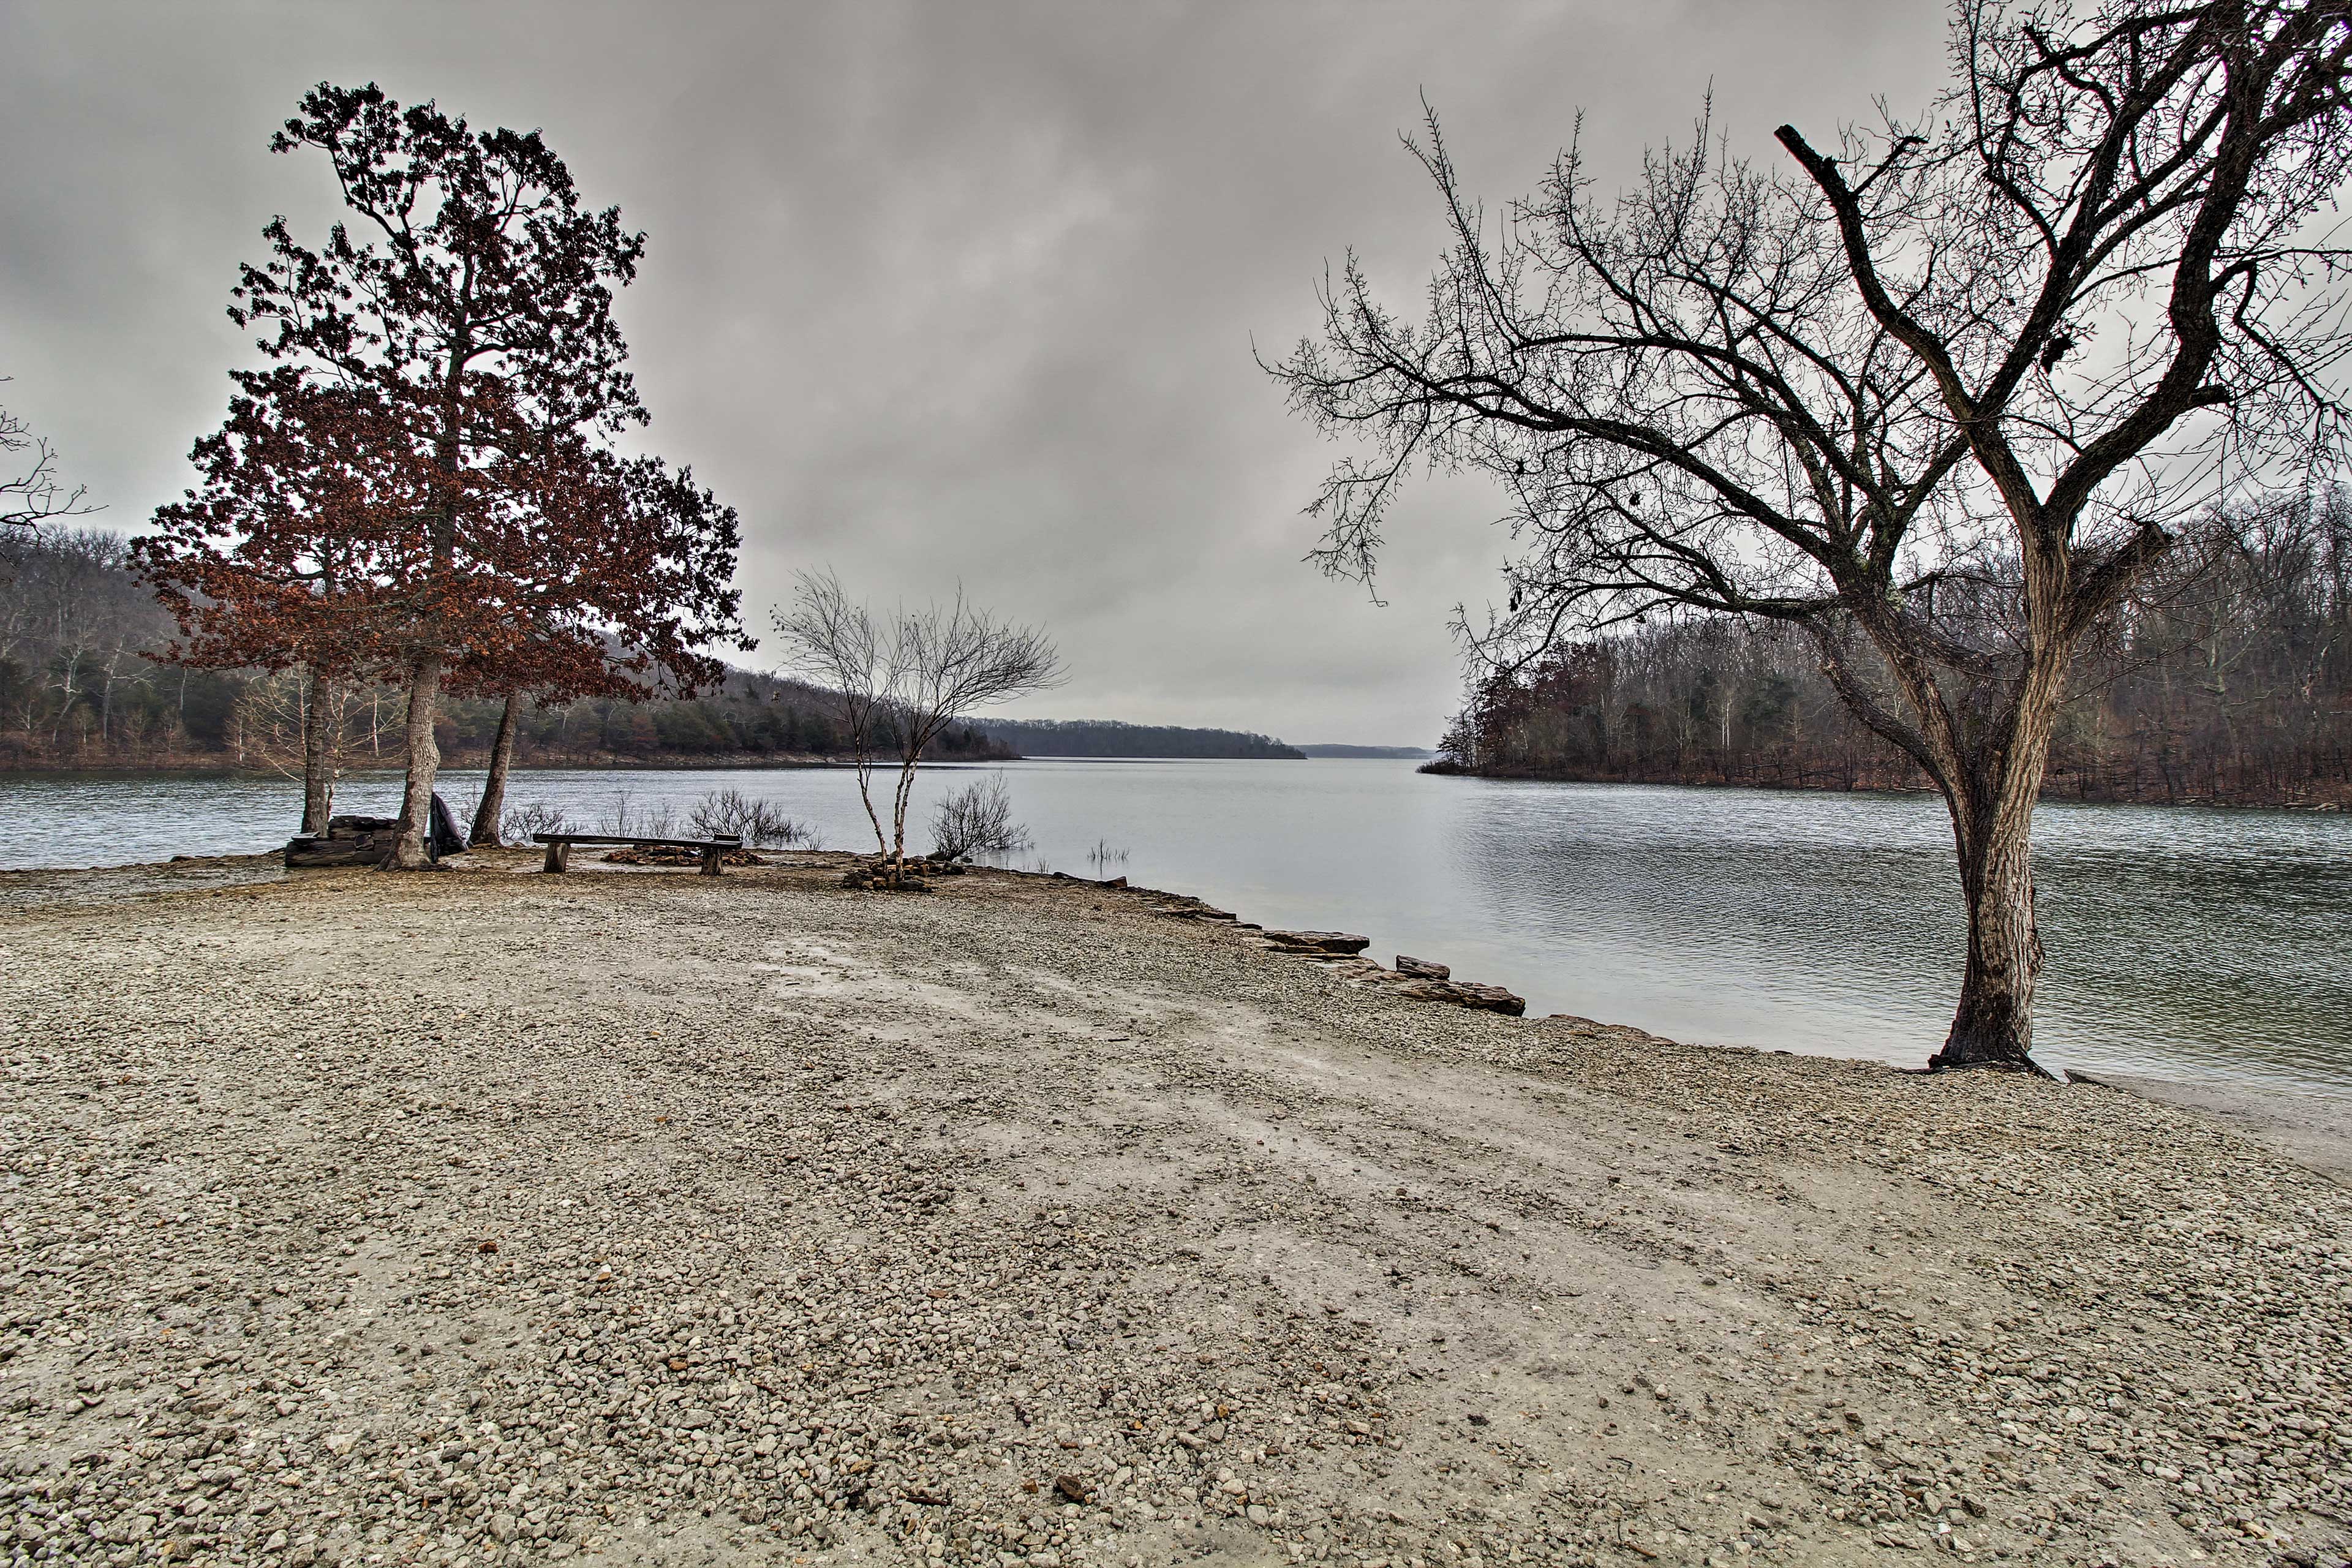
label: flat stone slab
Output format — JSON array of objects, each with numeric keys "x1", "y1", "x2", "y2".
[
  {"x1": 1396, "y1": 978, "x2": 1527, "y2": 1016},
  {"x1": 1259, "y1": 929, "x2": 1372, "y2": 955}
]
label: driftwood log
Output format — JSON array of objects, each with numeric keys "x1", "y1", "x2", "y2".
[{"x1": 284, "y1": 834, "x2": 387, "y2": 869}]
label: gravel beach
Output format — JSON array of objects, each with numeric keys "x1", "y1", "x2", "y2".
[{"x1": 2, "y1": 853, "x2": 2347, "y2": 1568}]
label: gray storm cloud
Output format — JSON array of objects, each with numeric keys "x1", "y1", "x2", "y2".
[{"x1": 0, "y1": 0, "x2": 1941, "y2": 744}]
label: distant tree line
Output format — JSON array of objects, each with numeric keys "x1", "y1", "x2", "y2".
[
  {"x1": 0, "y1": 527, "x2": 1008, "y2": 772},
  {"x1": 971, "y1": 717, "x2": 1303, "y2": 760},
  {"x1": 1434, "y1": 491, "x2": 2352, "y2": 809}
]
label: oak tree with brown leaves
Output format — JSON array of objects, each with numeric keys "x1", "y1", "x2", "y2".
[
  {"x1": 179, "y1": 82, "x2": 745, "y2": 865},
  {"x1": 138, "y1": 374, "x2": 423, "y2": 833},
  {"x1": 142, "y1": 373, "x2": 746, "y2": 845}
]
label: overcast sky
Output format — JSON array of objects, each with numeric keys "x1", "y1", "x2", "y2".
[{"x1": 1, "y1": 1, "x2": 1946, "y2": 745}]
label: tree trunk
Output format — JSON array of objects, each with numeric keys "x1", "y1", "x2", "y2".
[
  {"x1": 300, "y1": 664, "x2": 335, "y2": 835},
  {"x1": 469, "y1": 690, "x2": 522, "y2": 846},
  {"x1": 1929, "y1": 687, "x2": 2062, "y2": 1076},
  {"x1": 1828, "y1": 594, "x2": 2076, "y2": 1076},
  {"x1": 851, "y1": 748, "x2": 890, "y2": 859},
  {"x1": 387, "y1": 653, "x2": 444, "y2": 870},
  {"x1": 1931, "y1": 794, "x2": 2047, "y2": 1071},
  {"x1": 891, "y1": 757, "x2": 918, "y2": 869}
]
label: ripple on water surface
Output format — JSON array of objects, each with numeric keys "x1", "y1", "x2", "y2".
[{"x1": 3, "y1": 761, "x2": 2346, "y2": 1095}]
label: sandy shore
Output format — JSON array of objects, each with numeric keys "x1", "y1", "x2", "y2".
[{"x1": 2, "y1": 852, "x2": 2347, "y2": 1568}]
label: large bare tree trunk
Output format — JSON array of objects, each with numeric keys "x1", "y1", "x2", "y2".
[
  {"x1": 1934, "y1": 794, "x2": 2045, "y2": 1070},
  {"x1": 388, "y1": 653, "x2": 443, "y2": 870},
  {"x1": 1929, "y1": 668, "x2": 2063, "y2": 1075},
  {"x1": 1830, "y1": 608, "x2": 2073, "y2": 1075},
  {"x1": 300, "y1": 663, "x2": 335, "y2": 835},
  {"x1": 469, "y1": 690, "x2": 522, "y2": 847}
]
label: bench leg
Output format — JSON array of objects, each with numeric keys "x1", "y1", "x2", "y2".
[
  {"x1": 701, "y1": 845, "x2": 722, "y2": 876},
  {"x1": 544, "y1": 842, "x2": 567, "y2": 873}
]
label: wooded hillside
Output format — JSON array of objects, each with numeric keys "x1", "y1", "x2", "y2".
[
  {"x1": 970, "y1": 718, "x2": 1303, "y2": 759},
  {"x1": 1435, "y1": 493, "x2": 2352, "y2": 808},
  {"x1": 0, "y1": 529, "x2": 1008, "y2": 771}
]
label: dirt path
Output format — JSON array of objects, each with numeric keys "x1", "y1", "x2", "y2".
[{"x1": 2, "y1": 856, "x2": 2346, "y2": 1568}]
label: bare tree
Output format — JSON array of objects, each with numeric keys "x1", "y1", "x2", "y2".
[
  {"x1": 687, "y1": 788, "x2": 813, "y2": 848},
  {"x1": 1, "y1": 383, "x2": 94, "y2": 531},
  {"x1": 232, "y1": 666, "x2": 356, "y2": 827},
  {"x1": 776, "y1": 571, "x2": 1061, "y2": 880},
  {"x1": 775, "y1": 570, "x2": 901, "y2": 859},
  {"x1": 883, "y1": 590, "x2": 1061, "y2": 870},
  {"x1": 1270, "y1": 0, "x2": 2352, "y2": 1072}
]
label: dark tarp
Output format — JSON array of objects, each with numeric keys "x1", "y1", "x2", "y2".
[{"x1": 428, "y1": 793, "x2": 469, "y2": 860}]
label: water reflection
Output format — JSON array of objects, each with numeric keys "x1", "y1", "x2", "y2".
[{"x1": 1455, "y1": 783, "x2": 1967, "y2": 1060}]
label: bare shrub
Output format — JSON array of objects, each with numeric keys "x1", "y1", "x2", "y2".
[
  {"x1": 592, "y1": 787, "x2": 676, "y2": 839},
  {"x1": 688, "y1": 788, "x2": 812, "y2": 848},
  {"x1": 1085, "y1": 837, "x2": 1128, "y2": 873},
  {"x1": 928, "y1": 774, "x2": 1032, "y2": 862},
  {"x1": 595, "y1": 787, "x2": 636, "y2": 836},
  {"x1": 499, "y1": 800, "x2": 578, "y2": 840}
]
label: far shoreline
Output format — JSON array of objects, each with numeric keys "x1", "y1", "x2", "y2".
[
  {"x1": 1423, "y1": 760, "x2": 2352, "y2": 813},
  {"x1": 11, "y1": 753, "x2": 2347, "y2": 814},
  {"x1": 0, "y1": 752, "x2": 1344, "y2": 779}
]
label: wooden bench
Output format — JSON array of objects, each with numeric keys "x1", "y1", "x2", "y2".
[{"x1": 532, "y1": 832, "x2": 742, "y2": 876}]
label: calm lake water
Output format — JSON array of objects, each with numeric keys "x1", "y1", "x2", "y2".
[{"x1": 4, "y1": 759, "x2": 2348, "y2": 1096}]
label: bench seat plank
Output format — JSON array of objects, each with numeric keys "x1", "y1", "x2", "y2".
[
  {"x1": 530, "y1": 834, "x2": 740, "y2": 850},
  {"x1": 530, "y1": 831, "x2": 742, "y2": 875}
]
